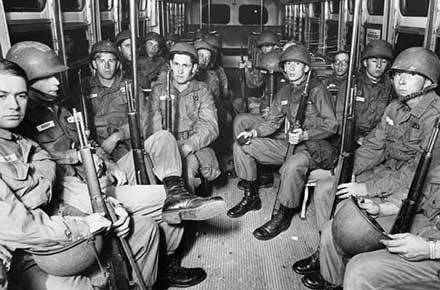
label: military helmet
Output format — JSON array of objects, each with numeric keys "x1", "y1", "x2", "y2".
[
  {"x1": 6, "y1": 41, "x2": 68, "y2": 81},
  {"x1": 29, "y1": 228, "x2": 105, "y2": 276},
  {"x1": 169, "y1": 42, "x2": 198, "y2": 62},
  {"x1": 279, "y1": 44, "x2": 311, "y2": 67},
  {"x1": 257, "y1": 31, "x2": 279, "y2": 47},
  {"x1": 90, "y1": 40, "x2": 120, "y2": 59},
  {"x1": 257, "y1": 50, "x2": 282, "y2": 72},
  {"x1": 390, "y1": 47, "x2": 440, "y2": 83},
  {"x1": 165, "y1": 33, "x2": 180, "y2": 43},
  {"x1": 115, "y1": 30, "x2": 131, "y2": 46},
  {"x1": 194, "y1": 39, "x2": 215, "y2": 54},
  {"x1": 203, "y1": 34, "x2": 220, "y2": 50},
  {"x1": 362, "y1": 39, "x2": 393, "y2": 60},
  {"x1": 145, "y1": 31, "x2": 164, "y2": 45}
]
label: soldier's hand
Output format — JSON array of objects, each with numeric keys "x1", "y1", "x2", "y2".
[
  {"x1": 237, "y1": 130, "x2": 257, "y2": 145},
  {"x1": 357, "y1": 198, "x2": 380, "y2": 217},
  {"x1": 85, "y1": 213, "x2": 112, "y2": 234},
  {"x1": 106, "y1": 162, "x2": 127, "y2": 186},
  {"x1": 112, "y1": 205, "x2": 131, "y2": 238},
  {"x1": 288, "y1": 128, "x2": 306, "y2": 145},
  {"x1": 101, "y1": 132, "x2": 122, "y2": 154},
  {"x1": 336, "y1": 182, "x2": 368, "y2": 199},
  {"x1": 381, "y1": 233, "x2": 430, "y2": 261},
  {"x1": 0, "y1": 262, "x2": 7, "y2": 290},
  {"x1": 92, "y1": 154, "x2": 105, "y2": 177}
]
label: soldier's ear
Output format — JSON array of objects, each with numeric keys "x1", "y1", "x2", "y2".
[
  {"x1": 304, "y1": 65, "x2": 310, "y2": 73},
  {"x1": 362, "y1": 59, "x2": 368, "y2": 68},
  {"x1": 192, "y1": 63, "x2": 199, "y2": 74},
  {"x1": 91, "y1": 59, "x2": 97, "y2": 70}
]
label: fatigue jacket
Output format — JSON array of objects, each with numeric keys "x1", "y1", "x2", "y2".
[
  {"x1": 138, "y1": 55, "x2": 168, "y2": 83},
  {"x1": 0, "y1": 129, "x2": 88, "y2": 251},
  {"x1": 254, "y1": 75, "x2": 338, "y2": 141},
  {"x1": 20, "y1": 90, "x2": 110, "y2": 180},
  {"x1": 195, "y1": 68, "x2": 221, "y2": 101},
  {"x1": 84, "y1": 74, "x2": 148, "y2": 161},
  {"x1": 214, "y1": 65, "x2": 229, "y2": 98},
  {"x1": 122, "y1": 61, "x2": 150, "y2": 89},
  {"x1": 322, "y1": 73, "x2": 347, "y2": 101},
  {"x1": 354, "y1": 91, "x2": 440, "y2": 208},
  {"x1": 336, "y1": 71, "x2": 393, "y2": 139},
  {"x1": 150, "y1": 79, "x2": 219, "y2": 151}
]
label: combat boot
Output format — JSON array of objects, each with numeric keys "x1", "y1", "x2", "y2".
[
  {"x1": 158, "y1": 253, "x2": 207, "y2": 288},
  {"x1": 162, "y1": 176, "x2": 226, "y2": 224},
  {"x1": 227, "y1": 180, "x2": 261, "y2": 218},
  {"x1": 292, "y1": 249, "x2": 320, "y2": 275},
  {"x1": 253, "y1": 204, "x2": 294, "y2": 240}
]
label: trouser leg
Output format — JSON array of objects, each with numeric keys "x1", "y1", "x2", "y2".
[
  {"x1": 233, "y1": 113, "x2": 264, "y2": 138},
  {"x1": 344, "y1": 249, "x2": 440, "y2": 290},
  {"x1": 320, "y1": 220, "x2": 348, "y2": 285},
  {"x1": 278, "y1": 150, "x2": 317, "y2": 209},
  {"x1": 313, "y1": 176, "x2": 336, "y2": 231},
  {"x1": 182, "y1": 153, "x2": 200, "y2": 193}
]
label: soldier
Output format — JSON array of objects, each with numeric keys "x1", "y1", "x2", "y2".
[
  {"x1": 301, "y1": 47, "x2": 440, "y2": 290},
  {"x1": 194, "y1": 39, "x2": 221, "y2": 101},
  {"x1": 150, "y1": 42, "x2": 221, "y2": 194},
  {"x1": 321, "y1": 50, "x2": 349, "y2": 100},
  {"x1": 139, "y1": 32, "x2": 168, "y2": 84},
  {"x1": 227, "y1": 45, "x2": 338, "y2": 241},
  {"x1": 114, "y1": 30, "x2": 149, "y2": 89},
  {"x1": 165, "y1": 33, "x2": 179, "y2": 54},
  {"x1": 0, "y1": 57, "x2": 157, "y2": 290},
  {"x1": 8, "y1": 40, "x2": 218, "y2": 288},
  {"x1": 293, "y1": 39, "x2": 395, "y2": 279}
]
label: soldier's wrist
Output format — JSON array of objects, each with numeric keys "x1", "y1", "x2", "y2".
[{"x1": 429, "y1": 240, "x2": 440, "y2": 259}]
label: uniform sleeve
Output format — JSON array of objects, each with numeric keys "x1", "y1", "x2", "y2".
[
  {"x1": 184, "y1": 87, "x2": 219, "y2": 151},
  {"x1": 28, "y1": 140, "x2": 58, "y2": 186},
  {"x1": 0, "y1": 178, "x2": 90, "y2": 251},
  {"x1": 305, "y1": 86, "x2": 338, "y2": 140},
  {"x1": 254, "y1": 89, "x2": 286, "y2": 137},
  {"x1": 217, "y1": 67, "x2": 229, "y2": 98}
]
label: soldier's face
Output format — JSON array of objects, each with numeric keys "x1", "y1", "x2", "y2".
[
  {"x1": 119, "y1": 39, "x2": 132, "y2": 62},
  {"x1": 364, "y1": 57, "x2": 389, "y2": 79},
  {"x1": 332, "y1": 53, "x2": 349, "y2": 77},
  {"x1": 197, "y1": 49, "x2": 212, "y2": 69},
  {"x1": 284, "y1": 61, "x2": 309, "y2": 84},
  {"x1": 93, "y1": 52, "x2": 118, "y2": 80},
  {"x1": 391, "y1": 71, "x2": 427, "y2": 98},
  {"x1": 0, "y1": 73, "x2": 28, "y2": 129},
  {"x1": 31, "y1": 76, "x2": 60, "y2": 98},
  {"x1": 170, "y1": 54, "x2": 197, "y2": 84},
  {"x1": 146, "y1": 40, "x2": 160, "y2": 58},
  {"x1": 261, "y1": 44, "x2": 276, "y2": 54}
]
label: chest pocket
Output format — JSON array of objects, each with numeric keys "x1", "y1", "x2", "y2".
[
  {"x1": 182, "y1": 94, "x2": 199, "y2": 122},
  {"x1": 34, "y1": 120, "x2": 64, "y2": 145},
  {"x1": 0, "y1": 158, "x2": 30, "y2": 181}
]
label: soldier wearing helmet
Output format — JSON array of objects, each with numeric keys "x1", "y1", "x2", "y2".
[
  {"x1": 300, "y1": 47, "x2": 440, "y2": 290},
  {"x1": 194, "y1": 39, "x2": 221, "y2": 100},
  {"x1": 0, "y1": 55, "x2": 140, "y2": 290},
  {"x1": 321, "y1": 50, "x2": 350, "y2": 100},
  {"x1": 150, "y1": 42, "x2": 222, "y2": 194},
  {"x1": 228, "y1": 45, "x2": 338, "y2": 241},
  {"x1": 138, "y1": 32, "x2": 168, "y2": 84}
]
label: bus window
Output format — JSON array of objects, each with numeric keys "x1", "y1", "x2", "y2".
[
  {"x1": 101, "y1": 25, "x2": 116, "y2": 41},
  {"x1": 239, "y1": 5, "x2": 268, "y2": 25},
  {"x1": 367, "y1": 0, "x2": 384, "y2": 15},
  {"x1": 312, "y1": 3, "x2": 321, "y2": 17},
  {"x1": 329, "y1": 0, "x2": 340, "y2": 14},
  {"x1": 60, "y1": 0, "x2": 84, "y2": 12},
  {"x1": 400, "y1": 0, "x2": 429, "y2": 16},
  {"x1": 4, "y1": 0, "x2": 46, "y2": 12},
  {"x1": 9, "y1": 29, "x2": 52, "y2": 47},
  {"x1": 394, "y1": 32, "x2": 424, "y2": 55},
  {"x1": 326, "y1": 21, "x2": 338, "y2": 51},
  {"x1": 202, "y1": 4, "x2": 230, "y2": 24},
  {"x1": 100, "y1": 0, "x2": 113, "y2": 11},
  {"x1": 64, "y1": 29, "x2": 89, "y2": 63},
  {"x1": 310, "y1": 21, "x2": 319, "y2": 53}
]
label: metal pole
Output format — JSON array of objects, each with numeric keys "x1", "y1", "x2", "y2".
[
  {"x1": 260, "y1": 0, "x2": 263, "y2": 32},
  {"x1": 208, "y1": 0, "x2": 211, "y2": 31},
  {"x1": 129, "y1": 0, "x2": 139, "y2": 113},
  {"x1": 199, "y1": 0, "x2": 203, "y2": 30}
]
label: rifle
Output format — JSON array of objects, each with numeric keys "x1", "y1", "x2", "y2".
[
  {"x1": 125, "y1": 81, "x2": 157, "y2": 185},
  {"x1": 240, "y1": 43, "x2": 249, "y2": 113},
  {"x1": 285, "y1": 69, "x2": 312, "y2": 157},
  {"x1": 73, "y1": 109, "x2": 148, "y2": 290},
  {"x1": 390, "y1": 118, "x2": 440, "y2": 234},
  {"x1": 164, "y1": 70, "x2": 174, "y2": 132},
  {"x1": 329, "y1": 0, "x2": 361, "y2": 219},
  {"x1": 77, "y1": 69, "x2": 92, "y2": 139}
]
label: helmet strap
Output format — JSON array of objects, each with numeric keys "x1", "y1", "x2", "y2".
[{"x1": 398, "y1": 83, "x2": 438, "y2": 103}]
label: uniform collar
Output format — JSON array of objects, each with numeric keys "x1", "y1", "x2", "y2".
[
  {"x1": 0, "y1": 128, "x2": 16, "y2": 141},
  {"x1": 359, "y1": 70, "x2": 387, "y2": 86},
  {"x1": 90, "y1": 72, "x2": 124, "y2": 90}
]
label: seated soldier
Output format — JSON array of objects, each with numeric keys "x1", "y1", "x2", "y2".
[
  {"x1": 293, "y1": 40, "x2": 395, "y2": 276},
  {"x1": 301, "y1": 47, "x2": 440, "y2": 290},
  {"x1": 227, "y1": 45, "x2": 338, "y2": 241},
  {"x1": 321, "y1": 50, "x2": 349, "y2": 101},
  {"x1": 0, "y1": 58, "x2": 159, "y2": 290},
  {"x1": 150, "y1": 42, "x2": 221, "y2": 194},
  {"x1": 139, "y1": 32, "x2": 168, "y2": 84},
  {"x1": 7, "y1": 41, "x2": 223, "y2": 288}
]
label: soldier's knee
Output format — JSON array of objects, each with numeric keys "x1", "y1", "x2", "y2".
[
  {"x1": 151, "y1": 130, "x2": 174, "y2": 141},
  {"x1": 280, "y1": 153, "x2": 309, "y2": 175},
  {"x1": 233, "y1": 113, "x2": 251, "y2": 134},
  {"x1": 344, "y1": 255, "x2": 375, "y2": 289}
]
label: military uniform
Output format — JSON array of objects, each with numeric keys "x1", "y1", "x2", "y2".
[
  {"x1": 319, "y1": 91, "x2": 440, "y2": 288},
  {"x1": 138, "y1": 55, "x2": 168, "y2": 84},
  {"x1": 321, "y1": 73, "x2": 346, "y2": 101},
  {"x1": 234, "y1": 76, "x2": 338, "y2": 208},
  {"x1": 0, "y1": 129, "x2": 159, "y2": 290},
  {"x1": 150, "y1": 79, "x2": 220, "y2": 193},
  {"x1": 21, "y1": 88, "x2": 183, "y2": 256}
]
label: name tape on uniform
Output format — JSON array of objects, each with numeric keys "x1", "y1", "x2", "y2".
[
  {"x1": 281, "y1": 100, "x2": 288, "y2": 105},
  {"x1": 36, "y1": 120, "x2": 55, "y2": 132},
  {"x1": 386, "y1": 116, "x2": 394, "y2": 126},
  {"x1": 355, "y1": 96, "x2": 365, "y2": 102}
]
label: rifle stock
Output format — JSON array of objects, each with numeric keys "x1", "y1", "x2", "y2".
[
  {"x1": 73, "y1": 110, "x2": 147, "y2": 290},
  {"x1": 390, "y1": 118, "x2": 440, "y2": 234}
]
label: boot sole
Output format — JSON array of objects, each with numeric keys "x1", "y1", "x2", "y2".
[
  {"x1": 162, "y1": 199, "x2": 227, "y2": 224},
  {"x1": 165, "y1": 271, "x2": 207, "y2": 288}
]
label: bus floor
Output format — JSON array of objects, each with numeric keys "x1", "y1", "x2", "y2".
[{"x1": 173, "y1": 175, "x2": 320, "y2": 290}]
